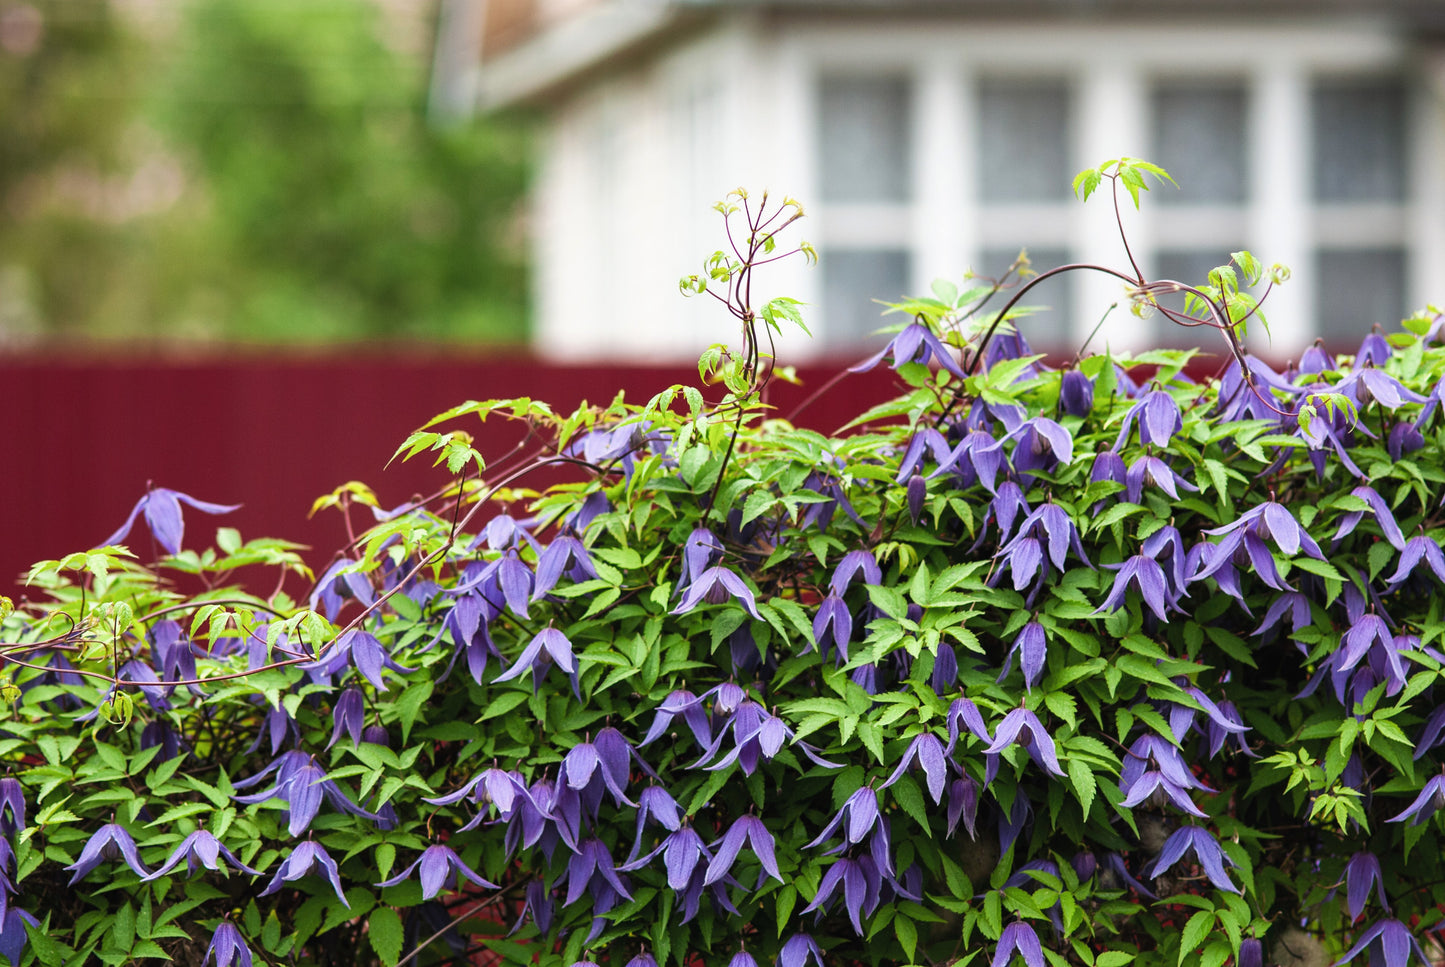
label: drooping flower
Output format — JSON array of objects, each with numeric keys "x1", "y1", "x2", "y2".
[
  {"x1": 1114, "y1": 388, "x2": 1183, "y2": 450},
  {"x1": 1096, "y1": 554, "x2": 1175, "y2": 623},
  {"x1": 692, "y1": 700, "x2": 838, "y2": 775},
  {"x1": 532, "y1": 533, "x2": 599, "y2": 600},
  {"x1": 259, "y1": 841, "x2": 348, "y2": 906},
  {"x1": 65, "y1": 823, "x2": 152, "y2": 883},
  {"x1": 849, "y1": 321, "x2": 966, "y2": 380},
  {"x1": 232, "y1": 750, "x2": 380, "y2": 836},
  {"x1": 1148, "y1": 825, "x2": 1239, "y2": 893},
  {"x1": 829, "y1": 550, "x2": 882, "y2": 596},
  {"x1": 142, "y1": 830, "x2": 263, "y2": 881},
  {"x1": 310, "y1": 558, "x2": 375, "y2": 620},
  {"x1": 376, "y1": 844, "x2": 498, "y2": 899},
  {"x1": 1059, "y1": 368, "x2": 1094, "y2": 417},
  {"x1": 639, "y1": 690, "x2": 712, "y2": 749},
  {"x1": 492, "y1": 627, "x2": 579, "y2": 697},
  {"x1": 1332, "y1": 918, "x2": 1431, "y2": 967},
  {"x1": 1118, "y1": 733, "x2": 1211, "y2": 817},
  {"x1": 302, "y1": 629, "x2": 415, "y2": 692},
  {"x1": 672, "y1": 566, "x2": 762, "y2": 619},
  {"x1": 881, "y1": 733, "x2": 950, "y2": 804},
  {"x1": 704, "y1": 815, "x2": 782, "y2": 889},
  {"x1": 1385, "y1": 534, "x2": 1445, "y2": 588},
  {"x1": 563, "y1": 838, "x2": 633, "y2": 907},
  {"x1": 805, "y1": 786, "x2": 882, "y2": 852},
  {"x1": 983, "y1": 708, "x2": 1066, "y2": 778},
  {"x1": 999, "y1": 621, "x2": 1048, "y2": 691},
  {"x1": 1334, "y1": 365, "x2": 1428, "y2": 410},
  {"x1": 0, "y1": 779, "x2": 22, "y2": 838},
  {"x1": 800, "y1": 855, "x2": 883, "y2": 934},
  {"x1": 1344, "y1": 851, "x2": 1389, "y2": 922},
  {"x1": 101, "y1": 486, "x2": 241, "y2": 555},
  {"x1": 991, "y1": 920, "x2": 1045, "y2": 967},
  {"x1": 776, "y1": 933, "x2": 825, "y2": 967},
  {"x1": 1386, "y1": 773, "x2": 1445, "y2": 826},
  {"x1": 205, "y1": 922, "x2": 253, "y2": 967}
]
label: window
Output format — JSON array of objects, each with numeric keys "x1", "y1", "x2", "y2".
[
  {"x1": 1151, "y1": 81, "x2": 1247, "y2": 205},
  {"x1": 977, "y1": 79, "x2": 1073, "y2": 203},
  {"x1": 818, "y1": 77, "x2": 912, "y2": 203},
  {"x1": 1316, "y1": 248, "x2": 1407, "y2": 342},
  {"x1": 1312, "y1": 79, "x2": 1406, "y2": 203},
  {"x1": 821, "y1": 249, "x2": 911, "y2": 345}
]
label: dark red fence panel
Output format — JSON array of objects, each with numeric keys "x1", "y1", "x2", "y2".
[{"x1": 1, "y1": 351, "x2": 899, "y2": 601}]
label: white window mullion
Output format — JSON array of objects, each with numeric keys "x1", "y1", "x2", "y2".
[
  {"x1": 912, "y1": 60, "x2": 969, "y2": 295},
  {"x1": 1249, "y1": 63, "x2": 1311, "y2": 349},
  {"x1": 1074, "y1": 63, "x2": 1148, "y2": 353},
  {"x1": 1412, "y1": 50, "x2": 1445, "y2": 316}
]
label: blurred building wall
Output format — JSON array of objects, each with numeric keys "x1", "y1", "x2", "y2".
[{"x1": 455, "y1": 1, "x2": 1445, "y2": 362}]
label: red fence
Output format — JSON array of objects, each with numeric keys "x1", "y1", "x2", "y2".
[{"x1": 1, "y1": 351, "x2": 898, "y2": 602}]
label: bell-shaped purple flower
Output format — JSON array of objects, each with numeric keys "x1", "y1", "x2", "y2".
[
  {"x1": 1059, "y1": 368, "x2": 1094, "y2": 417},
  {"x1": 992, "y1": 920, "x2": 1045, "y2": 967},
  {"x1": 1344, "y1": 851, "x2": 1389, "y2": 922},
  {"x1": 143, "y1": 830, "x2": 263, "y2": 881},
  {"x1": 776, "y1": 933, "x2": 825, "y2": 967},
  {"x1": 260, "y1": 840, "x2": 348, "y2": 906},
  {"x1": 673, "y1": 566, "x2": 761, "y2": 619},
  {"x1": 983, "y1": 707, "x2": 1066, "y2": 778},
  {"x1": 704, "y1": 815, "x2": 782, "y2": 889},
  {"x1": 1385, "y1": 535, "x2": 1445, "y2": 588},
  {"x1": 65, "y1": 823, "x2": 152, "y2": 883},
  {"x1": 205, "y1": 922, "x2": 253, "y2": 967},
  {"x1": 805, "y1": 786, "x2": 881, "y2": 851},
  {"x1": 1114, "y1": 388, "x2": 1183, "y2": 450},
  {"x1": 1333, "y1": 918, "x2": 1431, "y2": 967},
  {"x1": 1096, "y1": 554, "x2": 1174, "y2": 623},
  {"x1": 102, "y1": 486, "x2": 240, "y2": 556},
  {"x1": 377, "y1": 844, "x2": 498, "y2": 899},
  {"x1": 849, "y1": 321, "x2": 966, "y2": 380},
  {"x1": 1148, "y1": 825, "x2": 1239, "y2": 893},
  {"x1": 999, "y1": 621, "x2": 1048, "y2": 691},
  {"x1": 0, "y1": 780, "x2": 22, "y2": 838},
  {"x1": 492, "y1": 627, "x2": 579, "y2": 697},
  {"x1": 881, "y1": 733, "x2": 950, "y2": 803},
  {"x1": 1387, "y1": 773, "x2": 1445, "y2": 826}
]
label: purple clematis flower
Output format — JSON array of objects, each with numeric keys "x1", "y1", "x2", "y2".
[
  {"x1": 800, "y1": 855, "x2": 884, "y2": 934},
  {"x1": 673, "y1": 566, "x2": 761, "y2": 619},
  {"x1": 1148, "y1": 825, "x2": 1239, "y2": 893},
  {"x1": 260, "y1": 840, "x2": 348, "y2": 906},
  {"x1": 1332, "y1": 918, "x2": 1431, "y2": 967},
  {"x1": 1385, "y1": 534, "x2": 1445, "y2": 588},
  {"x1": 1125, "y1": 454, "x2": 1199, "y2": 504},
  {"x1": 310, "y1": 558, "x2": 375, "y2": 620},
  {"x1": 1059, "y1": 368, "x2": 1094, "y2": 417},
  {"x1": 0, "y1": 779, "x2": 22, "y2": 838},
  {"x1": 329, "y1": 687, "x2": 366, "y2": 749},
  {"x1": 65, "y1": 823, "x2": 152, "y2": 883},
  {"x1": 303, "y1": 629, "x2": 414, "y2": 692},
  {"x1": 829, "y1": 550, "x2": 882, "y2": 596},
  {"x1": 729, "y1": 952, "x2": 760, "y2": 967},
  {"x1": 377, "y1": 844, "x2": 498, "y2": 899},
  {"x1": 102, "y1": 486, "x2": 240, "y2": 555},
  {"x1": 1096, "y1": 554, "x2": 1174, "y2": 623},
  {"x1": 849, "y1": 321, "x2": 966, "y2": 380},
  {"x1": 693, "y1": 700, "x2": 839, "y2": 775},
  {"x1": 531, "y1": 533, "x2": 598, "y2": 600},
  {"x1": 932, "y1": 428, "x2": 1004, "y2": 493},
  {"x1": 1387, "y1": 773, "x2": 1445, "y2": 826},
  {"x1": 894, "y1": 428, "x2": 954, "y2": 484},
  {"x1": 806, "y1": 786, "x2": 882, "y2": 852},
  {"x1": 1119, "y1": 733, "x2": 1212, "y2": 817},
  {"x1": 992, "y1": 920, "x2": 1045, "y2": 967},
  {"x1": 881, "y1": 733, "x2": 950, "y2": 803},
  {"x1": 142, "y1": 830, "x2": 263, "y2": 881},
  {"x1": 812, "y1": 594, "x2": 853, "y2": 662},
  {"x1": 999, "y1": 621, "x2": 1048, "y2": 691},
  {"x1": 1344, "y1": 851, "x2": 1389, "y2": 922},
  {"x1": 1335, "y1": 366, "x2": 1428, "y2": 410},
  {"x1": 1001, "y1": 414, "x2": 1074, "y2": 476},
  {"x1": 640, "y1": 690, "x2": 713, "y2": 749},
  {"x1": 777, "y1": 933, "x2": 825, "y2": 967},
  {"x1": 492, "y1": 627, "x2": 579, "y2": 697},
  {"x1": 233, "y1": 750, "x2": 380, "y2": 836},
  {"x1": 705, "y1": 815, "x2": 783, "y2": 889},
  {"x1": 564, "y1": 837, "x2": 633, "y2": 907},
  {"x1": 205, "y1": 922, "x2": 253, "y2": 967},
  {"x1": 1114, "y1": 388, "x2": 1183, "y2": 450},
  {"x1": 984, "y1": 707, "x2": 1066, "y2": 778}
]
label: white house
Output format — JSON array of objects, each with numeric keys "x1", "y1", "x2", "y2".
[{"x1": 435, "y1": 0, "x2": 1445, "y2": 361}]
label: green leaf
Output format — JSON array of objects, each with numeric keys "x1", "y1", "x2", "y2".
[
  {"x1": 1067, "y1": 758, "x2": 1096, "y2": 816},
  {"x1": 1178, "y1": 910, "x2": 1215, "y2": 967},
  {"x1": 368, "y1": 908, "x2": 404, "y2": 966}
]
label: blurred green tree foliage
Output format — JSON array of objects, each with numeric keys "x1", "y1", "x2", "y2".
[{"x1": 0, "y1": 0, "x2": 528, "y2": 345}]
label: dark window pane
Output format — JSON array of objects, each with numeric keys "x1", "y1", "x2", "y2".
[
  {"x1": 1316, "y1": 248, "x2": 1406, "y2": 342},
  {"x1": 977, "y1": 79, "x2": 1072, "y2": 203},
  {"x1": 1152, "y1": 249, "x2": 1248, "y2": 348},
  {"x1": 818, "y1": 77, "x2": 911, "y2": 203},
  {"x1": 1312, "y1": 79, "x2": 1406, "y2": 202},
  {"x1": 1151, "y1": 82, "x2": 1247, "y2": 205},
  {"x1": 821, "y1": 249, "x2": 911, "y2": 345},
  {"x1": 980, "y1": 247, "x2": 1072, "y2": 347}
]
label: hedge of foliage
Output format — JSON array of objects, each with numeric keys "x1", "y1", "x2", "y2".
[{"x1": 4, "y1": 162, "x2": 1445, "y2": 967}]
